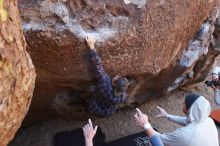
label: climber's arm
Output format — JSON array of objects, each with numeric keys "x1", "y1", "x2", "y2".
[
  {"x1": 86, "y1": 36, "x2": 108, "y2": 82},
  {"x1": 88, "y1": 49, "x2": 108, "y2": 81}
]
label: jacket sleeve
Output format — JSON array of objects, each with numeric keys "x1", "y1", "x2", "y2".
[
  {"x1": 150, "y1": 135, "x2": 164, "y2": 146},
  {"x1": 159, "y1": 128, "x2": 187, "y2": 146},
  {"x1": 167, "y1": 115, "x2": 189, "y2": 126},
  {"x1": 88, "y1": 49, "x2": 108, "y2": 81}
]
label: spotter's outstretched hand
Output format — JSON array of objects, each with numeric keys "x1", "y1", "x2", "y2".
[
  {"x1": 134, "y1": 108, "x2": 149, "y2": 128},
  {"x1": 156, "y1": 106, "x2": 169, "y2": 118},
  {"x1": 83, "y1": 119, "x2": 98, "y2": 141}
]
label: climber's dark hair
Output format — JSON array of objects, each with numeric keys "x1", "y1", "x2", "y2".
[{"x1": 115, "y1": 77, "x2": 129, "y2": 93}]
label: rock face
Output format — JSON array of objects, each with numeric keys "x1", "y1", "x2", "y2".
[
  {"x1": 0, "y1": 0, "x2": 36, "y2": 145},
  {"x1": 18, "y1": 0, "x2": 220, "y2": 124}
]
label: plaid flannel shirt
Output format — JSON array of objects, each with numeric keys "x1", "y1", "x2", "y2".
[{"x1": 88, "y1": 49, "x2": 126, "y2": 117}]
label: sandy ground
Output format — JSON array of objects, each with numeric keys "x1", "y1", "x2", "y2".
[{"x1": 8, "y1": 81, "x2": 220, "y2": 146}]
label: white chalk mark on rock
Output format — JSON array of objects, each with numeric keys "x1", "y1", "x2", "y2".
[
  {"x1": 167, "y1": 11, "x2": 218, "y2": 92},
  {"x1": 180, "y1": 40, "x2": 208, "y2": 67},
  {"x1": 167, "y1": 76, "x2": 185, "y2": 93},
  {"x1": 22, "y1": 0, "x2": 123, "y2": 43},
  {"x1": 23, "y1": 21, "x2": 48, "y2": 31},
  {"x1": 180, "y1": 22, "x2": 213, "y2": 67},
  {"x1": 123, "y1": 0, "x2": 147, "y2": 8}
]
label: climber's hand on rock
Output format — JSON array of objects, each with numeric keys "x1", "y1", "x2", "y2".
[
  {"x1": 86, "y1": 35, "x2": 96, "y2": 49},
  {"x1": 83, "y1": 119, "x2": 98, "y2": 144},
  {"x1": 156, "y1": 106, "x2": 169, "y2": 118},
  {"x1": 134, "y1": 108, "x2": 149, "y2": 128}
]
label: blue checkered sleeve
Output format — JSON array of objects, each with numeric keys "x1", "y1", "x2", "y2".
[
  {"x1": 110, "y1": 93, "x2": 127, "y2": 104},
  {"x1": 88, "y1": 49, "x2": 107, "y2": 82}
]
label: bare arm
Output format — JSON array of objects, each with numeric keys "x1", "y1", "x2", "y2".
[{"x1": 85, "y1": 140, "x2": 93, "y2": 146}]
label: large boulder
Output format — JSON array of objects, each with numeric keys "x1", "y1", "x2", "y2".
[
  {"x1": 0, "y1": 0, "x2": 36, "y2": 145},
  {"x1": 18, "y1": 0, "x2": 220, "y2": 124}
]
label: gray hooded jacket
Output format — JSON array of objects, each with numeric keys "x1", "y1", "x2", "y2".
[{"x1": 159, "y1": 96, "x2": 219, "y2": 146}]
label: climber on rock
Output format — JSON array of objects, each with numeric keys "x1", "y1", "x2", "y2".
[
  {"x1": 85, "y1": 35, "x2": 129, "y2": 117},
  {"x1": 205, "y1": 66, "x2": 220, "y2": 104},
  {"x1": 134, "y1": 93, "x2": 219, "y2": 146}
]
